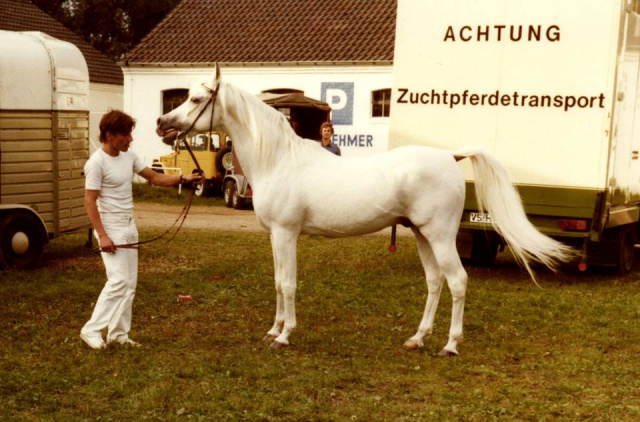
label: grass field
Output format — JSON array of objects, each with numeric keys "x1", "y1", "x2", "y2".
[{"x1": 1, "y1": 211, "x2": 640, "y2": 420}]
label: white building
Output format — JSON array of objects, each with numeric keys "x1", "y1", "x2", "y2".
[{"x1": 120, "y1": 0, "x2": 396, "y2": 164}]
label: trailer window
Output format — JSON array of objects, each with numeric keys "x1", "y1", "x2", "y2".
[
  {"x1": 372, "y1": 89, "x2": 391, "y2": 117},
  {"x1": 162, "y1": 88, "x2": 188, "y2": 114}
]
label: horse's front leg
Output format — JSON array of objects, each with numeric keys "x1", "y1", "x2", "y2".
[
  {"x1": 263, "y1": 233, "x2": 285, "y2": 343},
  {"x1": 266, "y1": 228, "x2": 299, "y2": 348},
  {"x1": 264, "y1": 289, "x2": 284, "y2": 342}
]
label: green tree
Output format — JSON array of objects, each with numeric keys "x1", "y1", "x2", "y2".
[{"x1": 31, "y1": 0, "x2": 180, "y2": 60}]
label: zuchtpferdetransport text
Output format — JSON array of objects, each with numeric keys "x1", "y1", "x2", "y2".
[{"x1": 396, "y1": 88, "x2": 606, "y2": 112}]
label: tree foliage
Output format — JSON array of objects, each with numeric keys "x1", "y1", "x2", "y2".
[{"x1": 31, "y1": 0, "x2": 181, "y2": 60}]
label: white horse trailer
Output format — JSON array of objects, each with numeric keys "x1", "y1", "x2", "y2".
[
  {"x1": 390, "y1": 0, "x2": 640, "y2": 273},
  {"x1": 0, "y1": 31, "x2": 90, "y2": 269}
]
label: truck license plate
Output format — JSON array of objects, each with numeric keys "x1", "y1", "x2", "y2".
[{"x1": 470, "y1": 212, "x2": 492, "y2": 223}]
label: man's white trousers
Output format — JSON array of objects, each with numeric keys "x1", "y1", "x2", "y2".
[{"x1": 81, "y1": 213, "x2": 138, "y2": 342}]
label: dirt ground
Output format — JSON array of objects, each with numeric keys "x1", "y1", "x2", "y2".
[
  {"x1": 133, "y1": 203, "x2": 266, "y2": 232},
  {"x1": 133, "y1": 202, "x2": 413, "y2": 237}
]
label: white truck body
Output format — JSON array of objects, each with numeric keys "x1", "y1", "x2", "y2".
[
  {"x1": 0, "y1": 31, "x2": 90, "y2": 269},
  {"x1": 389, "y1": 0, "x2": 640, "y2": 271}
]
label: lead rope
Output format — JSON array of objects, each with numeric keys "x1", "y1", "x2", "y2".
[
  {"x1": 93, "y1": 83, "x2": 220, "y2": 253},
  {"x1": 93, "y1": 186, "x2": 197, "y2": 253}
]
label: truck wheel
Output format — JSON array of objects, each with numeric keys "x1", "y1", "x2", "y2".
[
  {"x1": 224, "y1": 180, "x2": 235, "y2": 208},
  {"x1": 0, "y1": 212, "x2": 45, "y2": 270},
  {"x1": 616, "y1": 225, "x2": 635, "y2": 275},
  {"x1": 232, "y1": 186, "x2": 246, "y2": 210},
  {"x1": 469, "y1": 231, "x2": 499, "y2": 266}
]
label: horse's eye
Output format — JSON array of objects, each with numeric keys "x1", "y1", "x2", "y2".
[{"x1": 190, "y1": 97, "x2": 200, "y2": 104}]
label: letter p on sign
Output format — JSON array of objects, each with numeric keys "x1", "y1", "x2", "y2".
[
  {"x1": 321, "y1": 82, "x2": 354, "y2": 125},
  {"x1": 326, "y1": 89, "x2": 347, "y2": 110}
]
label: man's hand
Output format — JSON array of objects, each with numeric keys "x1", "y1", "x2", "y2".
[
  {"x1": 183, "y1": 173, "x2": 203, "y2": 184},
  {"x1": 99, "y1": 233, "x2": 116, "y2": 253}
]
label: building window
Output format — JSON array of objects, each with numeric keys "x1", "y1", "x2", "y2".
[
  {"x1": 162, "y1": 89, "x2": 188, "y2": 114},
  {"x1": 372, "y1": 89, "x2": 391, "y2": 117}
]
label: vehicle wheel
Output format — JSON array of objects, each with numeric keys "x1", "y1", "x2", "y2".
[
  {"x1": 0, "y1": 212, "x2": 46, "y2": 270},
  {"x1": 191, "y1": 170, "x2": 206, "y2": 197},
  {"x1": 224, "y1": 180, "x2": 235, "y2": 208},
  {"x1": 616, "y1": 225, "x2": 635, "y2": 275},
  {"x1": 469, "y1": 231, "x2": 499, "y2": 266},
  {"x1": 231, "y1": 186, "x2": 246, "y2": 210},
  {"x1": 194, "y1": 181, "x2": 205, "y2": 197},
  {"x1": 216, "y1": 146, "x2": 233, "y2": 172}
]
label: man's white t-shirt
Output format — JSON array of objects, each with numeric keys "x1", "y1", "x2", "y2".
[{"x1": 84, "y1": 149, "x2": 146, "y2": 213}]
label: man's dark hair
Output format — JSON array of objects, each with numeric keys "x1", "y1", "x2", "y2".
[
  {"x1": 320, "y1": 121, "x2": 334, "y2": 134},
  {"x1": 99, "y1": 110, "x2": 136, "y2": 142}
]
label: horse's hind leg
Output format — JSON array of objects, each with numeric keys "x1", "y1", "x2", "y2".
[
  {"x1": 426, "y1": 232, "x2": 468, "y2": 356},
  {"x1": 404, "y1": 228, "x2": 446, "y2": 350}
]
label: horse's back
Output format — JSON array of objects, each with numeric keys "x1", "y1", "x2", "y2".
[{"x1": 255, "y1": 145, "x2": 465, "y2": 237}]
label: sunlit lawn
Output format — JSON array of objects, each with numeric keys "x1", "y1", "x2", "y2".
[{"x1": 1, "y1": 226, "x2": 639, "y2": 421}]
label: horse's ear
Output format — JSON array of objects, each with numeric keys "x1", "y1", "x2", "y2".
[{"x1": 214, "y1": 63, "x2": 221, "y2": 87}]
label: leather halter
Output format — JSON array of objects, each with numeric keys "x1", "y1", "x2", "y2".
[
  {"x1": 176, "y1": 81, "x2": 221, "y2": 169},
  {"x1": 93, "y1": 83, "x2": 221, "y2": 253}
]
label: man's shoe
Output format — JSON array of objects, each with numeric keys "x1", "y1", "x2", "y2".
[{"x1": 80, "y1": 332, "x2": 106, "y2": 349}]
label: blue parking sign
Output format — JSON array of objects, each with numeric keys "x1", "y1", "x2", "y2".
[{"x1": 321, "y1": 82, "x2": 354, "y2": 125}]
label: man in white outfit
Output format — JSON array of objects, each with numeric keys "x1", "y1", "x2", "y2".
[{"x1": 80, "y1": 110, "x2": 201, "y2": 349}]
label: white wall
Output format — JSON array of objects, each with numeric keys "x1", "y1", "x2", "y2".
[
  {"x1": 89, "y1": 82, "x2": 124, "y2": 153},
  {"x1": 121, "y1": 65, "x2": 392, "y2": 165}
]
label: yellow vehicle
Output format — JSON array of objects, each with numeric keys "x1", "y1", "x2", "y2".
[{"x1": 157, "y1": 131, "x2": 233, "y2": 196}]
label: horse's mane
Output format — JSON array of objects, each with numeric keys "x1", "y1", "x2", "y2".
[{"x1": 220, "y1": 82, "x2": 328, "y2": 173}]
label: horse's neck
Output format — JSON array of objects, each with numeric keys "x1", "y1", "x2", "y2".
[{"x1": 221, "y1": 83, "x2": 313, "y2": 183}]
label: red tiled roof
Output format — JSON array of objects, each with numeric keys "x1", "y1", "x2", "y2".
[
  {"x1": 0, "y1": 0, "x2": 123, "y2": 85},
  {"x1": 124, "y1": 0, "x2": 396, "y2": 65}
]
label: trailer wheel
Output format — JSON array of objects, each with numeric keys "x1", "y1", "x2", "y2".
[
  {"x1": 224, "y1": 180, "x2": 235, "y2": 208},
  {"x1": 0, "y1": 212, "x2": 45, "y2": 270},
  {"x1": 616, "y1": 225, "x2": 635, "y2": 275}
]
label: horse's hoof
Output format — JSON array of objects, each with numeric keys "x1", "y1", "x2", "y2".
[
  {"x1": 437, "y1": 348, "x2": 458, "y2": 357},
  {"x1": 262, "y1": 334, "x2": 278, "y2": 343},
  {"x1": 403, "y1": 339, "x2": 423, "y2": 350},
  {"x1": 269, "y1": 340, "x2": 288, "y2": 349}
]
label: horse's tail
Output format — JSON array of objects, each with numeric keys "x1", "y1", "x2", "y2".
[{"x1": 454, "y1": 148, "x2": 577, "y2": 281}]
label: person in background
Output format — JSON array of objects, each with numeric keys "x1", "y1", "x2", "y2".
[
  {"x1": 80, "y1": 109, "x2": 201, "y2": 350},
  {"x1": 320, "y1": 121, "x2": 341, "y2": 156}
]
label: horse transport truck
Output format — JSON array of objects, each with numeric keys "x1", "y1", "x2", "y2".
[
  {"x1": 0, "y1": 31, "x2": 90, "y2": 269},
  {"x1": 390, "y1": 0, "x2": 640, "y2": 273}
]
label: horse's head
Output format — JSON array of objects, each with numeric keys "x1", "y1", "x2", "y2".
[{"x1": 156, "y1": 64, "x2": 222, "y2": 144}]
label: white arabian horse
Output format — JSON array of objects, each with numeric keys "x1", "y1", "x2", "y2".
[{"x1": 157, "y1": 65, "x2": 575, "y2": 356}]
